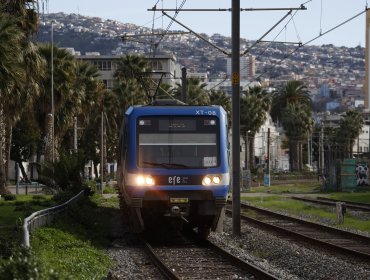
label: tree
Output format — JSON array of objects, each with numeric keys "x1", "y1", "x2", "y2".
[
  {"x1": 59, "y1": 60, "x2": 102, "y2": 152},
  {"x1": 35, "y1": 44, "x2": 76, "y2": 161},
  {"x1": 240, "y1": 86, "x2": 271, "y2": 170},
  {"x1": 271, "y1": 80, "x2": 312, "y2": 171},
  {"x1": 174, "y1": 78, "x2": 210, "y2": 105},
  {"x1": 114, "y1": 54, "x2": 150, "y2": 82},
  {"x1": 10, "y1": 114, "x2": 41, "y2": 180},
  {"x1": 281, "y1": 103, "x2": 313, "y2": 171},
  {"x1": 336, "y1": 110, "x2": 363, "y2": 158},
  {"x1": 271, "y1": 80, "x2": 311, "y2": 122},
  {"x1": 0, "y1": 12, "x2": 25, "y2": 194},
  {"x1": 209, "y1": 89, "x2": 231, "y2": 124}
]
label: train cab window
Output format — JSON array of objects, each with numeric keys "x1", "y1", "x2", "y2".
[{"x1": 137, "y1": 117, "x2": 219, "y2": 169}]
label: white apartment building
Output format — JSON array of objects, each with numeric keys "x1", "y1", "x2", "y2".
[
  {"x1": 78, "y1": 51, "x2": 182, "y2": 89},
  {"x1": 226, "y1": 55, "x2": 256, "y2": 81}
]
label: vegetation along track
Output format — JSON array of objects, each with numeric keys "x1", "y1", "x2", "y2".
[
  {"x1": 141, "y1": 230, "x2": 278, "y2": 280},
  {"x1": 290, "y1": 196, "x2": 370, "y2": 212},
  {"x1": 226, "y1": 202, "x2": 370, "y2": 262}
]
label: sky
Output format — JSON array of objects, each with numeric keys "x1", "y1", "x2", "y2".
[{"x1": 46, "y1": 0, "x2": 369, "y2": 48}]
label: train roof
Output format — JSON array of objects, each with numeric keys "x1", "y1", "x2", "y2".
[{"x1": 125, "y1": 100, "x2": 227, "y2": 118}]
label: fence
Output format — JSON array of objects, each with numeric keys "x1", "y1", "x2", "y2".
[{"x1": 22, "y1": 190, "x2": 84, "y2": 247}]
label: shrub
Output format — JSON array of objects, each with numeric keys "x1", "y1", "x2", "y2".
[
  {"x1": 4, "y1": 194, "x2": 16, "y2": 201},
  {"x1": 0, "y1": 246, "x2": 59, "y2": 280},
  {"x1": 39, "y1": 151, "x2": 86, "y2": 194}
]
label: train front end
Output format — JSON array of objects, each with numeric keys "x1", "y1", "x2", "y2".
[{"x1": 119, "y1": 105, "x2": 230, "y2": 237}]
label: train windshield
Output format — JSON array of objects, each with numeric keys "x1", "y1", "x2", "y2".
[{"x1": 137, "y1": 116, "x2": 219, "y2": 169}]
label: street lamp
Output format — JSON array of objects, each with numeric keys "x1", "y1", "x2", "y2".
[{"x1": 51, "y1": 20, "x2": 55, "y2": 162}]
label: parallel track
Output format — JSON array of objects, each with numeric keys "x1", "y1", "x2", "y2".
[
  {"x1": 227, "y1": 202, "x2": 370, "y2": 262},
  {"x1": 141, "y1": 230, "x2": 278, "y2": 280},
  {"x1": 291, "y1": 196, "x2": 370, "y2": 212}
]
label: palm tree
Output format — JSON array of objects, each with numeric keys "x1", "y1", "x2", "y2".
[
  {"x1": 0, "y1": 13, "x2": 25, "y2": 194},
  {"x1": 174, "y1": 78, "x2": 210, "y2": 105},
  {"x1": 240, "y1": 86, "x2": 271, "y2": 170},
  {"x1": 336, "y1": 110, "x2": 363, "y2": 158},
  {"x1": 2, "y1": 0, "x2": 39, "y2": 35},
  {"x1": 271, "y1": 80, "x2": 311, "y2": 122},
  {"x1": 114, "y1": 54, "x2": 150, "y2": 81},
  {"x1": 35, "y1": 44, "x2": 77, "y2": 161},
  {"x1": 114, "y1": 54, "x2": 151, "y2": 109},
  {"x1": 62, "y1": 61, "x2": 102, "y2": 150},
  {"x1": 281, "y1": 103, "x2": 313, "y2": 171},
  {"x1": 271, "y1": 80, "x2": 312, "y2": 171},
  {"x1": 209, "y1": 89, "x2": 231, "y2": 124},
  {"x1": 1, "y1": 3, "x2": 45, "y2": 191}
]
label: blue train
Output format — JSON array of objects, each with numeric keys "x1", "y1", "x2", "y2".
[{"x1": 118, "y1": 100, "x2": 230, "y2": 238}]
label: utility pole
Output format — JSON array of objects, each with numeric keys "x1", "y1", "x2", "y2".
[
  {"x1": 307, "y1": 135, "x2": 311, "y2": 166},
  {"x1": 100, "y1": 110, "x2": 104, "y2": 194},
  {"x1": 320, "y1": 125, "x2": 325, "y2": 187},
  {"x1": 51, "y1": 20, "x2": 55, "y2": 163},
  {"x1": 181, "y1": 67, "x2": 187, "y2": 103},
  {"x1": 265, "y1": 128, "x2": 271, "y2": 187},
  {"x1": 231, "y1": 0, "x2": 241, "y2": 236},
  {"x1": 73, "y1": 116, "x2": 78, "y2": 151}
]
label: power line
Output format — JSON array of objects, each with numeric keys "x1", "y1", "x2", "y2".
[
  {"x1": 155, "y1": 0, "x2": 187, "y2": 46},
  {"x1": 253, "y1": 7, "x2": 368, "y2": 84}
]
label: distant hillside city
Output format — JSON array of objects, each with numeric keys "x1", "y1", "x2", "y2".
[{"x1": 37, "y1": 13, "x2": 365, "y2": 113}]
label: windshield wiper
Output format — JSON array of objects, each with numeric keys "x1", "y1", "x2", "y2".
[{"x1": 143, "y1": 161, "x2": 191, "y2": 169}]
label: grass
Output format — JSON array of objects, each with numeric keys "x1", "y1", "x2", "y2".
[
  {"x1": 31, "y1": 195, "x2": 119, "y2": 279},
  {"x1": 327, "y1": 192, "x2": 370, "y2": 204},
  {"x1": 0, "y1": 195, "x2": 55, "y2": 241},
  {"x1": 248, "y1": 181, "x2": 321, "y2": 194},
  {"x1": 241, "y1": 195, "x2": 370, "y2": 233}
]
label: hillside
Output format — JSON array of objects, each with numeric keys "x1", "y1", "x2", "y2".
[{"x1": 37, "y1": 13, "x2": 365, "y2": 92}]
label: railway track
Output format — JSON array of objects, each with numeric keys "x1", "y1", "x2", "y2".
[
  {"x1": 291, "y1": 196, "x2": 370, "y2": 212},
  {"x1": 226, "y1": 202, "x2": 370, "y2": 262},
  {"x1": 141, "y1": 229, "x2": 278, "y2": 280}
]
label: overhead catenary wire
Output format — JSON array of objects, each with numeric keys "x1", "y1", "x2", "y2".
[
  {"x1": 155, "y1": 0, "x2": 187, "y2": 46},
  {"x1": 161, "y1": 11, "x2": 230, "y2": 55},
  {"x1": 249, "y1": 7, "x2": 369, "y2": 87},
  {"x1": 150, "y1": 0, "x2": 160, "y2": 54},
  {"x1": 240, "y1": 10, "x2": 293, "y2": 57}
]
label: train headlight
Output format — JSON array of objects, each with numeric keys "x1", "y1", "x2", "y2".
[
  {"x1": 136, "y1": 175, "x2": 145, "y2": 185},
  {"x1": 202, "y1": 176, "x2": 212, "y2": 186},
  {"x1": 202, "y1": 175, "x2": 222, "y2": 186},
  {"x1": 145, "y1": 176, "x2": 155, "y2": 186},
  {"x1": 135, "y1": 175, "x2": 155, "y2": 187},
  {"x1": 212, "y1": 176, "x2": 221, "y2": 184}
]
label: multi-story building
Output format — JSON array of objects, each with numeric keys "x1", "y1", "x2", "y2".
[
  {"x1": 77, "y1": 51, "x2": 182, "y2": 89},
  {"x1": 226, "y1": 55, "x2": 256, "y2": 81}
]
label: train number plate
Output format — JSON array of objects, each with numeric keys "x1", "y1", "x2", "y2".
[{"x1": 170, "y1": 198, "x2": 189, "y2": 204}]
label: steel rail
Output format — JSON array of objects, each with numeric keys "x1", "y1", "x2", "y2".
[
  {"x1": 141, "y1": 237, "x2": 180, "y2": 280},
  {"x1": 291, "y1": 196, "x2": 370, "y2": 212},
  {"x1": 226, "y1": 202, "x2": 370, "y2": 261},
  {"x1": 203, "y1": 238, "x2": 279, "y2": 280},
  {"x1": 317, "y1": 196, "x2": 370, "y2": 208}
]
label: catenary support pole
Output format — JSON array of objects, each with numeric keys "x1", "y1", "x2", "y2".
[
  {"x1": 267, "y1": 128, "x2": 270, "y2": 186},
  {"x1": 232, "y1": 0, "x2": 241, "y2": 236},
  {"x1": 101, "y1": 110, "x2": 104, "y2": 194},
  {"x1": 182, "y1": 67, "x2": 187, "y2": 103},
  {"x1": 74, "y1": 116, "x2": 78, "y2": 151}
]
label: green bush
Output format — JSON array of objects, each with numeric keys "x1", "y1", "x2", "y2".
[
  {"x1": 4, "y1": 194, "x2": 16, "y2": 201},
  {"x1": 0, "y1": 237, "x2": 15, "y2": 259},
  {"x1": 103, "y1": 185, "x2": 117, "y2": 194},
  {"x1": 0, "y1": 246, "x2": 59, "y2": 280},
  {"x1": 39, "y1": 151, "x2": 86, "y2": 194}
]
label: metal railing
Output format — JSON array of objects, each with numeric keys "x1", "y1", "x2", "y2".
[{"x1": 22, "y1": 190, "x2": 84, "y2": 247}]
